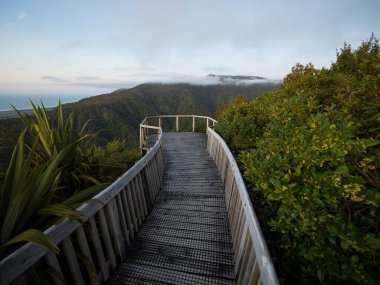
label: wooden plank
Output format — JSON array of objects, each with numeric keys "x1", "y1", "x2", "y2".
[
  {"x1": 137, "y1": 172, "x2": 148, "y2": 216},
  {"x1": 44, "y1": 252, "x2": 63, "y2": 285},
  {"x1": 242, "y1": 244, "x2": 257, "y2": 285},
  {"x1": 115, "y1": 195, "x2": 131, "y2": 246},
  {"x1": 132, "y1": 177, "x2": 145, "y2": 220},
  {"x1": 75, "y1": 226, "x2": 100, "y2": 285},
  {"x1": 109, "y1": 132, "x2": 234, "y2": 285},
  {"x1": 89, "y1": 217, "x2": 109, "y2": 281},
  {"x1": 97, "y1": 209, "x2": 117, "y2": 270},
  {"x1": 235, "y1": 227, "x2": 250, "y2": 282},
  {"x1": 207, "y1": 128, "x2": 279, "y2": 285},
  {"x1": 120, "y1": 190, "x2": 134, "y2": 239},
  {"x1": 143, "y1": 163, "x2": 154, "y2": 205},
  {"x1": 125, "y1": 185, "x2": 138, "y2": 233},
  {"x1": 128, "y1": 183, "x2": 142, "y2": 227},
  {"x1": 106, "y1": 199, "x2": 127, "y2": 261},
  {"x1": 62, "y1": 237, "x2": 85, "y2": 285}
]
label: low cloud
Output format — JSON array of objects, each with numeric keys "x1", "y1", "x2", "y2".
[
  {"x1": 18, "y1": 11, "x2": 27, "y2": 20},
  {"x1": 42, "y1": 76, "x2": 66, "y2": 83},
  {"x1": 76, "y1": 76, "x2": 99, "y2": 81}
]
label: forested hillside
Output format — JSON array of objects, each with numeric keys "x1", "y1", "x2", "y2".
[
  {"x1": 0, "y1": 82, "x2": 279, "y2": 179},
  {"x1": 64, "y1": 83, "x2": 279, "y2": 145},
  {"x1": 216, "y1": 36, "x2": 380, "y2": 284}
]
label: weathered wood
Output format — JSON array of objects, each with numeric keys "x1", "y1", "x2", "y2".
[
  {"x1": 106, "y1": 199, "x2": 127, "y2": 261},
  {"x1": 129, "y1": 182, "x2": 142, "y2": 227},
  {"x1": 207, "y1": 128, "x2": 279, "y2": 285},
  {"x1": 89, "y1": 217, "x2": 109, "y2": 281},
  {"x1": 2, "y1": 115, "x2": 277, "y2": 285},
  {"x1": 62, "y1": 237, "x2": 85, "y2": 285},
  {"x1": 119, "y1": 190, "x2": 134, "y2": 239},
  {"x1": 124, "y1": 185, "x2": 138, "y2": 233},
  {"x1": 44, "y1": 252, "x2": 63, "y2": 285},
  {"x1": 109, "y1": 132, "x2": 235, "y2": 285},
  {"x1": 75, "y1": 226, "x2": 100, "y2": 285},
  {"x1": 97, "y1": 209, "x2": 117, "y2": 270}
]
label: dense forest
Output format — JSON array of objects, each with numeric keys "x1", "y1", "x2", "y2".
[{"x1": 216, "y1": 36, "x2": 380, "y2": 284}]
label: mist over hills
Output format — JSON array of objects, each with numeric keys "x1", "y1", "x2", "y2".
[
  {"x1": 64, "y1": 82, "x2": 280, "y2": 145},
  {"x1": 206, "y1": 74, "x2": 268, "y2": 84},
  {"x1": 0, "y1": 81, "x2": 280, "y2": 171}
]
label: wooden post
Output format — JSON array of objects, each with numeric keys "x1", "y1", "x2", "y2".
[
  {"x1": 192, "y1": 116, "x2": 195, "y2": 132},
  {"x1": 176, "y1": 116, "x2": 179, "y2": 132},
  {"x1": 159, "y1": 117, "x2": 162, "y2": 129}
]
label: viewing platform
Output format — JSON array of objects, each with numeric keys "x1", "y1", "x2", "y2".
[
  {"x1": 0, "y1": 115, "x2": 278, "y2": 285},
  {"x1": 109, "y1": 132, "x2": 234, "y2": 284}
]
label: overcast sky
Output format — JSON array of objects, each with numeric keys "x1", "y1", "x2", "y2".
[{"x1": 0, "y1": 0, "x2": 379, "y2": 96}]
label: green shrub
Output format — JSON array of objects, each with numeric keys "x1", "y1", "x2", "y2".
[
  {"x1": 216, "y1": 35, "x2": 380, "y2": 283},
  {"x1": 0, "y1": 102, "x2": 138, "y2": 257},
  {"x1": 93, "y1": 139, "x2": 140, "y2": 181}
]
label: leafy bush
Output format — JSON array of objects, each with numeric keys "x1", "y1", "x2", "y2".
[
  {"x1": 215, "y1": 35, "x2": 380, "y2": 283},
  {"x1": 93, "y1": 139, "x2": 140, "y2": 181},
  {"x1": 0, "y1": 102, "x2": 138, "y2": 257}
]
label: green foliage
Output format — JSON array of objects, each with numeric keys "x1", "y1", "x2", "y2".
[
  {"x1": 216, "y1": 35, "x2": 380, "y2": 283},
  {"x1": 93, "y1": 139, "x2": 140, "y2": 181},
  {"x1": 0, "y1": 103, "x2": 111, "y2": 257}
]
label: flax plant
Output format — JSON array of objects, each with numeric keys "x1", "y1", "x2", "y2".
[{"x1": 0, "y1": 102, "x2": 107, "y2": 256}]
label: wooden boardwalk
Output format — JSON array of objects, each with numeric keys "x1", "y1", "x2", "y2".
[{"x1": 109, "y1": 132, "x2": 235, "y2": 284}]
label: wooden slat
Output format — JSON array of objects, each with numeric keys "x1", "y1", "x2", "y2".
[
  {"x1": 207, "y1": 128, "x2": 279, "y2": 285},
  {"x1": 129, "y1": 182, "x2": 142, "y2": 227},
  {"x1": 62, "y1": 237, "x2": 85, "y2": 285},
  {"x1": 242, "y1": 245, "x2": 257, "y2": 285},
  {"x1": 44, "y1": 252, "x2": 63, "y2": 285},
  {"x1": 108, "y1": 132, "x2": 235, "y2": 285},
  {"x1": 75, "y1": 226, "x2": 100, "y2": 285},
  {"x1": 132, "y1": 177, "x2": 145, "y2": 221},
  {"x1": 125, "y1": 185, "x2": 138, "y2": 233},
  {"x1": 236, "y1": 229, "x2": 251, "y2": 283},
  {"x1": 120, "y1": 190, "x2": 134, "y2": 239},
  {"x1": 137, "y1": 173, "x2": 148, "y2": 216},
  {"x1": 89, "y1": 217, "x2": 109, "y2": 281},
  {"x1": 97, "y1": 209, "x2": 117, "y2": 270},
  {"x1": 106, "y1": 199, "x2": 127, "y2": 260}
]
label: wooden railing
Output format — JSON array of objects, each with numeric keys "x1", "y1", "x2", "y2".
[
  {"x1": 1, "y1": 114, "x2": 278, "y2": 285},
  {"x1": 140, "y1": 115, "x2": 217, "y2": 151},
  {"x1": 207, "y1": 128, "x2": 279, "y2": 285},
  {"x1": 141, "y1": 115, "x2": 278, "y2": 284},
  {"x1": 0, "y1": 127, "x2": 165, "y2": 284}
]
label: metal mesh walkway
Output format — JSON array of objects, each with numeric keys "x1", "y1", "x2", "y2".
[{"x1": 108, "y1": 132, "x2": 235, "y2": 284}]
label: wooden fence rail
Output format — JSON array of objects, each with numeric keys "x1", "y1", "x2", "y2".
[
  {"x1": 207, "y1": 127, "x2": 279, "y2": 285},
  {"x1": 1, "y1": 114, "x2": 278, "y2": 285},
  {"x1": 0, "y1": 130, "x2": 165, "y2": 284}
]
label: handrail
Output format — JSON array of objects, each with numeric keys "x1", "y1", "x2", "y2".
[
  {"x1": 0, "y1": 126, "x2": 165, "y2": 284},
  {"x1": 141, "y1": 114, "x2": 278, "y2": 284},
  {"x1": 1, "y1": 114, "x2": 278, "y2": 285},
  {"x1": 139, "y1": 115, "x2": 217, "y2": 152},
  {"x1": 207, "y1": 127, "x2": 279, "y2": 285}
]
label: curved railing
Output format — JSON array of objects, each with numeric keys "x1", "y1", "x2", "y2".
[
  {"x1": 207, "y1": 128, "x2": 279, "y2": 285},
  {"x1": 0, "y1": 126, "x2": 165, "y2": 284},
  {"x1": 1, "y1": 114, "x2": 278, "y2": 285},
  {"x1": 141, "y1": 115, "x2": 279, "y2": 284},
  {"x1": 140, "y1": 115, "x2": 217, "y2": 152}
]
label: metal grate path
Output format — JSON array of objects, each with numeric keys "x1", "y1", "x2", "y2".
[{"x1": 108, "y1": 132, "x2": 235, "y2": 285}]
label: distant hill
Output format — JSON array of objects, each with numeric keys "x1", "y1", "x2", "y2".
[
  {"x1": 63, "y1": 82, "x2": 280, "y2": 145},
  {"x1": 0, "y1": 82, "x2": 280, "y2": 172}
]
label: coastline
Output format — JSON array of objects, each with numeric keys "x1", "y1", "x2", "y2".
[{"x1": 0, "y1": 108, "x2": 55, "y2": 120}]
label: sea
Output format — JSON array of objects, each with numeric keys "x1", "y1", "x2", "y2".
[{"x1": 0, "y1": 94, "x2": 91, "y2": 112}]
